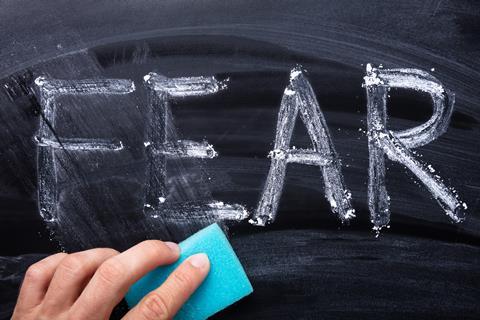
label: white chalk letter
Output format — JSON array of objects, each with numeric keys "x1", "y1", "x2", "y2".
[
  {"x1": 364, "y1": 64, "x2": 467, "y2": 231},
  {"x1": 143, "y1": 73, "x2": 248, "y2": 221},
  {"x1": 34, "y1": 77, "x2": 135, "y2": 222},
  {"x1": 250, "y1": 67, "x2": 355, "y2": 226}
]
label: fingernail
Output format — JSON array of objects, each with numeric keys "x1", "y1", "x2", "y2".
[
  {"x1": 164, "y1": 242, "x2": 180, "y2": 254},
  {"x1": 189, "y1": 253, "x2": 209, "y2": 269}
]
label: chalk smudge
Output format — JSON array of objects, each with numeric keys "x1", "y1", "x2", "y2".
[
  {"x1": 250, "y1": 66, "x2": 355, "y2": 226},
  {"x1": 34, "y1": 77, "x2": 134, "y2": 222},
  {"x1": 152, "y1": 140, "x2": 217, "y2": 158},
  {"x1": 364, "y1": 64, "x2": 467, "y2": 231}
]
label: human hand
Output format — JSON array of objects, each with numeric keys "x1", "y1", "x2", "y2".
[{"x1": 12, "y1": 240, "x2": 210, "y2": 320}]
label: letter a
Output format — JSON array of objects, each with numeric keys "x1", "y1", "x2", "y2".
[{"x1": 250, "y1": 66, "x2": 355, "y2": 226}]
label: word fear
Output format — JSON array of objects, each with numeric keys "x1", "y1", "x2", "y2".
[{"x1": 34, "y1": 64, "x2": 467, "y2": 231}]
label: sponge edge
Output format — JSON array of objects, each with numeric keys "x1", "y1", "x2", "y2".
[{"x1": 125, "y1": 223, "x2": 253, "y2": 319}]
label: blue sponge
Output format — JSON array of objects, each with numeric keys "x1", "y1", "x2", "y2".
[{"x1": 125, "y1": 223, "x2": 253, "y2": 319}]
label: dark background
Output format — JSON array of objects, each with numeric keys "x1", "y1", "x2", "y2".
[{"x1": 0, "y1": 1, "x2": 479, "y2": 319}]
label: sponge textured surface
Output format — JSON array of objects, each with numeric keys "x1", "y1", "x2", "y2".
[{"x1": 125, "y1": 223, "x2": 253, "y2": 319}]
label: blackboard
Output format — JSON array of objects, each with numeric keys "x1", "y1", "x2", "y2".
[{"x1": 1, "y1": 1, "x2": 479, "y2": 319}]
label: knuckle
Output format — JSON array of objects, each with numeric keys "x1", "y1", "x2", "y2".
[
  {"x1": 140, "y1": 292, "x2": 171, "y2": 320},
  {"x1": 141, "y1": 240, "x2": 165, "y2": 254},
  {"x1": 172, "y1": 269, "x2": 194, "y2": 290},
  {"x1": 90, "y1": 248, "x2": 119, "y2": 262},
  {"x1": 24, "y1": 263, "x2": 46, "y2": 283},
  {"x1": 102, "y1": 247, "x2": 120, "y2": 256},
  {"x1": 93, "y1": 247, "x2": 119, "y2": 256},
  {"x1": 97, "y1": 258, "x2": 125, "y2": 285},
  {"x1": 59, "y1": 254, "x2": 86, "y2": 276}
]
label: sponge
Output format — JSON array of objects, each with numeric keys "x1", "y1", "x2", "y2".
[{"x1": 125, "y1": 223, "x2": 253, "y2": 319}]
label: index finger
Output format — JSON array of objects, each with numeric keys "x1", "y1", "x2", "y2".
[
  {"x1": 123, "y1": 253, "x2": 210, "y2": 320},
  {"x1": 71, "y1": 240, "x2": 180, "y2": 319}
]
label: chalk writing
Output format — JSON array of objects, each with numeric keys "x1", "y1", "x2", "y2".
[
  {"x1": 33, "y1": 66, "x2": 468, "y2": 231},
  {"x1": 143, "y1": 73, "x2": 248, "y2": 221},
  {"x1": 364, "y1": 64, "x2": 467, "y2": 231},
  {"x1": 34, "y1": 77, "x2": 134, "y2": 222},
  {"x1": 250, "y1": 66, "x2": 355, "y2": 226},
  {"x1": 151, "y1": 202, "x2": 249, "y2": 221}
]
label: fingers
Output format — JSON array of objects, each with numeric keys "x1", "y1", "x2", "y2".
[
  {"x1": 40, "y1": 248, "x2": 118, "y2": 315},
  {"x1": 71, "y1": 240, "x2": 180, "y2": 319},
  {"x1": 123, "y1": 253, "x2": 210, "y2": 320},
  {"x1": 13, "y1": 253, "x2": 67, "y2": 313}
]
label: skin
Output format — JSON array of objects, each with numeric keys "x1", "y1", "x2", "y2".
[{"x1": 12, "y1": 240, "x2": 210, "y2": 320}]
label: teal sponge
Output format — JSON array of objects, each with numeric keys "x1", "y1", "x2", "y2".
[{"x1": 125, "y1": 223, "x2": 253, "y2": 319}]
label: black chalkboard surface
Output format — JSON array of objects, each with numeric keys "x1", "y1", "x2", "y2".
[{"x1": 1, "y1": 1, "x2": 479, "y2": 319}]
